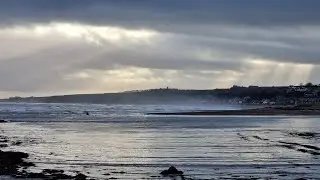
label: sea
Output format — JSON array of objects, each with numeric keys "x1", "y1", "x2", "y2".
[{"x1": 0, "y1": 102, "x2": 319, "y2": 180}]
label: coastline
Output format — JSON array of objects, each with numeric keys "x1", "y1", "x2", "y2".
[
  {"x1": 0, "y1": 131, "x2": 88, "y2": 179},
  {"x1": 148, "y1": 106, "x2": 320, "y2": 116},
  {"x1": 1, "y1": 103, "x2": 320, "y2": 179},
  {"x1": 0, "y1": 127, "x2": 184, "y2": 180}
]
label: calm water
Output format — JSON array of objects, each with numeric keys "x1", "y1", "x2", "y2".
[{"x1": 0, "y1": 103, "x2": 319, "y2": 179}]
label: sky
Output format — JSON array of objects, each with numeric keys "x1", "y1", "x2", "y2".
[{"x1": 1, "y1": 0, "x2": 320, "y2": 97}]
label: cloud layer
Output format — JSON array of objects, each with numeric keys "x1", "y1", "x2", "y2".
[{"x1": 0, "y1": 0, "x2": 319, "y2": 97}]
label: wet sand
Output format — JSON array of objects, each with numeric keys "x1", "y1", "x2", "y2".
[
  {"x1": 2, "y1": 120, "x2": 320, "y2": 180},
  {"x1": 148, "y1": 106, "x2": 320, "y2": 116},
  {"x1": 0, "y1": 133, "x2": 87, "y2": 179},
  {"x1": 0, "y1": 128, "x2": 186, "y2": 180},
  {"x1": 1, "y1": 103, "x2": 320, "y2": 179}
]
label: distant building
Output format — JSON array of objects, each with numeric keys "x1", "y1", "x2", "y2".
[{"x1": 287, "y1": 86, "x2": 308, "y2": 93}]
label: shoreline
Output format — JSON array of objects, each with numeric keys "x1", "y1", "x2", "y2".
[
  {"x1": 148, "y1": 106, "x2": 320, "y2": 116},
  {"x1": 0, "y1": 130, "x2": 184, "y2": 180},
  {"x1": 1, "y1": 116, "x2": 319, "y2": 179},
  {"x1": 0, "y1": 133, "x2": 88, "y2": 179}
]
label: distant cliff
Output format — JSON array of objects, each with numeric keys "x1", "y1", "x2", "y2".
[
  {"x1": 1, "y1": 85, "x2": 319, "y2": 105},
  {"x1": 0, "y1": 89, "x2": 218, "y2": 104}
]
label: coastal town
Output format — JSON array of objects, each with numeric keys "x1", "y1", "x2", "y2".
[{"x1": 224, "y1": 83, "x2": 320, "y2": 106}]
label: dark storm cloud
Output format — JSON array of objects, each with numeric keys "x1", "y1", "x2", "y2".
[{"x1": 1, "y1": 0, "x2": 320, "y2": 28}]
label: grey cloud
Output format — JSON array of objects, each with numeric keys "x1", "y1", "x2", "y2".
[
  {"x1": 0, "y1": 0, "x2": 320, "y2": 28},
  {"x1": 310, "y1": 66, "x2": 320, "y2": 84},
  {"x1": 1, "y1": 0, "x2": 320, "y2": 66},
  {"x1": 202, "y1": 38, "x2": 320, "y2": 65},
  {"x1": 2, "y1": 24, "x2": 319, "y2": 94},
  {"x1": 77, "y1": 47, "x2": 242, "y2": 72},
  {"x1": 0, "y1": 41, "x2": 100, "y2": 92},
  {"x1": 0, "y1": 0, "x2": 320, "y2": 96},
  {"x1": 171, "y1": 28, "x2": 320, "y2": 65}
]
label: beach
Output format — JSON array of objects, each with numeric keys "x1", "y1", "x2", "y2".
[
  {"x1": 148, "y1": 106, "x2": 320, "y2": 116},
  {"x1": 0, "y1": 103, "x2": 319, "y2": 179}
]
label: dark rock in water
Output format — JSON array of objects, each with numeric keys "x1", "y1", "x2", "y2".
[
  {"x1": 296, "y1": 148, "x2": 320, "y2": 155},
  {"x1": 43, "y1": 169, "x2": 64, "y2": 174},
  {"x1": 18, "y1": 171, "x2": 74, "y2": 179},
  {"x1": 293, "y1": 163, "x2": 303, "y2": 167},
  {"x1": 288, "y1": 131, "x2": 318, "y2": 139},
  {"x1": 279, "y1": 174, "x2": 287, "y2": 177},
  {"x1": 297, "y1": 148, "x2": 309, "y2": 153},
  {"x1": 52, "y1": 173, "x2": 74, "y2": 179},
  {"x1": 0, "y1": 139, "x2": 9, "y2": 143},
  {"x1": 300, "y1": 144, "x2": 320, "y2": 151},
  {"x1": 0, "y1": 119, "x2": 9, "y2": 123},
  {"x1": 0, "y1": 144, "x2": 8, "y2": 148},
  {"x1": 11, "y1": 140, "x2": 23, "y2": 146},
  {"x1": 0, "y1": 150, "x2": 29, "y2": 164},
  {"x1": 74, "y1": 173, "x2": 87, "y2": 180},
  {"x1": 310, "y1": 151, "x2": 320, "y2": 155},
  {"x1": 160, "y1": 166, "x2": 184, "y2": 176},
  {"x1": 0, "y1": 145, "x2": 88, "y2": 179},
  {"x1": 23, "y1": 172, "x2": 46, "y2": 179},
  {"x1": 18, "y1": 171, "x2": 83, "y2": 179},
  {"x1": 111, "y1": 171, "x2": 126, "y2": 174},
  {"x1": 0, "y1": 150, "x2": 34, "y2": 175},
  {"x1": 252, "y1": 135, "x2": 269, "y2": 141},
  {"x1": 150, "y1": 175, "x2": 161, "y2": 178}
]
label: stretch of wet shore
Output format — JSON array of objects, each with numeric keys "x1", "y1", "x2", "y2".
[
  {"x1": 0, "y1": 132, "x2": 88, "y2": 179},
  {"x1": 1, "y1": 102, "x2": 320, "y2": 180},
  {"x1": 0, "y1": 123, "x2": 188, "y2": 180},
  {"x1": 148, "y1": 106, "x2": 320, "y2": 116}
]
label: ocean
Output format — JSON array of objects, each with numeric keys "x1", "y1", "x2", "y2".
[{"x1": 0, "y1": 103, "x2": 319, "y2": 179}]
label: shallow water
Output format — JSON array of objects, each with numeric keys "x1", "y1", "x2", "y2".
[{"x1": 1, "y1": 103, "x2": 320, "y2": 179}]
